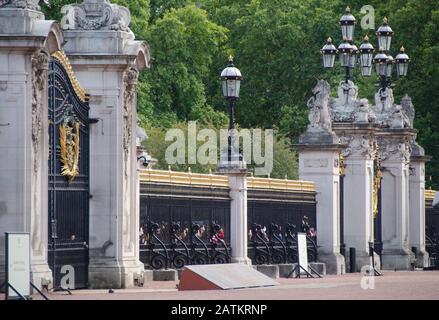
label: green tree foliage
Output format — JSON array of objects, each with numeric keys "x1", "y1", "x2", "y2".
[
  {"x1": 143, "y1": 4, "x2": 228, "y2": 124},
  {"x1": 40, "y1": 0, "x2": 439, "y2": 186},
  {"x1": 143, "y1": 123, "x2": 298, "y2": 179}
]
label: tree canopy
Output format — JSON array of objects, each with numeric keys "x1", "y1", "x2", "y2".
[{"x1": 42, "y1": 0, "x2": 439, "y2": 188}]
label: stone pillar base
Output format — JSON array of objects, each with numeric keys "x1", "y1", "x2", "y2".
[
  {"x1": 89, "y1": 258, "x2": 144, "y2": 289},
  {"x1": 231, "y1": 257, "x2": 252, "y2": 265},
  {"x1": 381, "y1": 249, "x2": 415, "y2": 270},
  {"x1": 317, "y1": 251, "x2": 345, "y2": 275},
  {"x1": 415, "y1": 250, "x2": 429, "y2": 268},
  {"x1": 30, "y1": 262, "x2": 53, "y2": 291}
]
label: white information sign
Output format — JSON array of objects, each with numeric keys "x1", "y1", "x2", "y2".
[
  {"x1": 297, "y1": 232, "x2": 308, "y2": 274},
  {"x1": 6, "y1": 232, "x2": 30, "y2": 298}
]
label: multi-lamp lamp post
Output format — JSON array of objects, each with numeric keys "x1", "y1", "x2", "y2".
[{"x1": 321, "y1": 7, "x2": 410, "y2": 94}]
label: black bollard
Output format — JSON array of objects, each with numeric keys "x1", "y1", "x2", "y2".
[
  {"x1": 349, "y1": 247, "x2": 356, "y2": 273},
  {"x1": 411, "y1": 246, "x2": 418, "y2": 259}
]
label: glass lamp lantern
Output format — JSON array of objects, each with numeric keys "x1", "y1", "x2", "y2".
[
  {"x1": 373, "y1": 48, "x2": 388, "y2": 76},
  {"x1": 321, "y1": 37, "x2": 337, "y2": 68},
  {"x1": 395, "y1": 46, "x2": 410, "y2": 77},
  {"x1": 386, "y1": 55, "x2": 394, "y2": 77},
  {"x1": 376, "y1": 17, "x2": 394, "y2": 52},
  {"x1": 349, "y1": 43, "x2": 359, "y2": 68},
  {"x1": 220, "y1": 56, "x2": 242, "y2": 99},
  {"x1": 338, "y1": 40, "x2": 353, "y2": 67},
  {"x1": 340, "y1": 6, "x2": 356, "y2": 41},
  {"x1": 359, "y1": 35, "x2": 375, "y2": 76}
]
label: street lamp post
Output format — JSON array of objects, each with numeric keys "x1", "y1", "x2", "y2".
[
  {"x1": 220, "y1": 56, "x2": 242, "y2": 162},
  {"x1": 321, "y1": 8, "x2": 410, "y2": 95}
]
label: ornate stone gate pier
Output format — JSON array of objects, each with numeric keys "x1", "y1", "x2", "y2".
[
  {"x1": 0, "y1": 0, "x2": 150, "y2": 290},
  {"x1": 297, "y1": 78, "x2": 429, "y2": 271},
  {"x1": 60, "y1": 0, "x2": 151, "y2": 288},
  {"x1": 0, "y1": 1, "x2": 64, "y2": 288}
]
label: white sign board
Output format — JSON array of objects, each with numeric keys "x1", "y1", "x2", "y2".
[
  {"x1": 6, "y1": 232, "x2": 30, "y2": 298},
  {"x1": 297, "y1": 233, "x2": 308, "y2": 274}
]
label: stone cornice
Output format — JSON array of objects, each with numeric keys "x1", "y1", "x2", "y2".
[{"x1": 293, "y1": 144, "x2": 346, "y2": 152}]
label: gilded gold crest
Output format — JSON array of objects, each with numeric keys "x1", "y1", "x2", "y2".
[{"x1": 59, "y1": 121, "x2": 80, "y2": 183}]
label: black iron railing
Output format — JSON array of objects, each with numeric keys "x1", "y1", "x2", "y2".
[
  {"x1": 141, "y1": 221, "x2": 319, "y2": 269},
  {"x1": 249, "y1": 223, "x2": 318, "y2": 265},
  {"x1": 141, "y1": 221, "x2": 231, "y2": 270},
  {"x1": 426, "y1": 227, "x2": 439, "y2": 267}
]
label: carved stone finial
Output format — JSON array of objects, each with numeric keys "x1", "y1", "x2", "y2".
[
  {"x1": 0, "y1": 0, "x2": 41, "y2": 10},
  {"x1": 61, "y1": 0, "x2": 131, "y2": 32}
]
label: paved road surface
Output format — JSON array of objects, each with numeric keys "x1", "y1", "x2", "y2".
[{"x1": 2, "y1": 270, "x2": 439, "y2": 300}]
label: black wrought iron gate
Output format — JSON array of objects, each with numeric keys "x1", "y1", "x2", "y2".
[
  {"x1": 47, "y1": 52, "x2": 90, "y2": 289},
  {"x1": 373, "y1": 159, "x2": 383, "y2": 263},
  {"x1": 426, "y1": 204, "x2": 439, "y2": 268}
]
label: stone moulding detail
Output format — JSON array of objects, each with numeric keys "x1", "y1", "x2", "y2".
[
  {"x1": 122, "y1": 67, "x2": 138, "y2": 178},
  {"x1": 31, "y1": 48, "x2": 49, "y2": 169},
  {"x1": 31, "y1": 48, "x2": 49, "y2": 254},
  {"x1": 61, "y1": 0, "x2": 131, "y2": 32},
  {"x1": 0, "y1": 0, "x2": 41, "y2": 11}
]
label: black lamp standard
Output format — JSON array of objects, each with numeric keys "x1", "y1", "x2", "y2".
[
  {"x1": 374, "y1": 17, "x2": 410, "y2": 94},
  {"x1": 220, "y1": 56, "x2": 242, "y2": 162},
  {"x1": 321, "y1": 9, "x2": 410, "y2": 94}
]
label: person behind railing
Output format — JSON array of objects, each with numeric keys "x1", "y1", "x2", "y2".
[
  {"x1": 261, "y1": 226, "x2": 269, "y2": 242},
  {"x1": 140, "y1": 225, "x2": 149, "y2": 244},
  {"x1": 277, "y1": 225, "x2": 283, "y2": 241},
  {"x1": 196, "y1": 225, "x2": 206, "y2": 239},
  {"x1": 301, "y1": 215, "x2": 311, "y2": 235},
  {"x1": 179, "y1": 227, "x2": 189, "y2": 241},
  {"x1": 211, "y1": 226, "x2": 225, "y2": 245}
]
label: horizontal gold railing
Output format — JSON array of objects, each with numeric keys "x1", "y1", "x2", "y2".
[
  {"x1": 247, "y1": 176, "x2": 315, "y2": 192},
  {"x1": 426, "y1": 189, "x2": 436, "y2": 201},
  {"x1": 139, "y1": 169, "x2": 315, "y2": 192}
]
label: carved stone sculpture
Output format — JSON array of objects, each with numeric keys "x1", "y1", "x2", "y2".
[
  {"x1": 61, "y1": 0, "x2": 131, "y2": 32},
  {"x1": 373, "y1": 87, "x2": 394, "y2": 114},
  {"x1": 0, "y1": 0, "x2": 41, "y2": 10},
  {"x1": 400, "y1": 94, "x2": 414, "y2": 128},
  {"x1": 306, "y1": 79, "x2": 332, "y2": 132},
  {"x1": 354, "y1": 98, "x2": 375, "y2": 123},
  {"x1": 378, "y1": 136, "x2": 412, "y2": 164},
  {"x1": 329, "y1": 80, "x2": 359, "y2": 122},
  {"x1": 339, "y1": 133, "x2": 376, "y2": 160},
  {"x1": 299, "y1": 80, "x2": 339, "y2": 145}
]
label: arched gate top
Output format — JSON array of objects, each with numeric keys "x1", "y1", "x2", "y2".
[{"x1": 50, "y1": 50, "x2": 89, "y2": 103}]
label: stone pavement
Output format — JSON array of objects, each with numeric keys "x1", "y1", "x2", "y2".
[{"x1": 2, "y1": 271, "x2": 439, "y2": 300}]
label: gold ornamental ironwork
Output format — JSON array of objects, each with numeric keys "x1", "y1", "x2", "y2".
[
  {"x1": 59, "y1": 121, "x2": 80, "y2": 183},
  {"x1": 373, "y1": 158, "x2": 382, "y2": 218}
]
